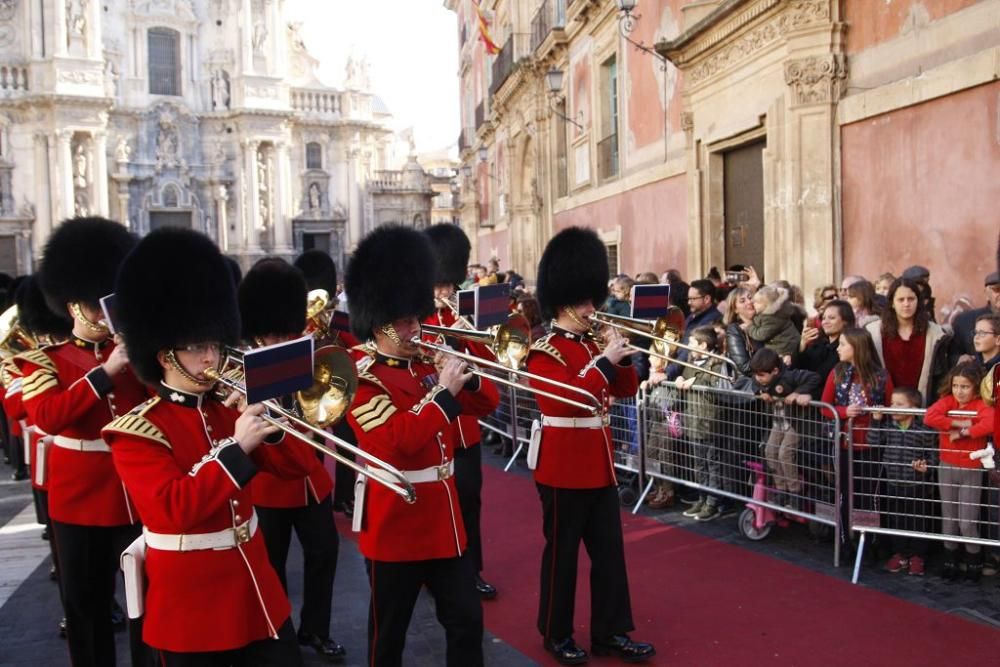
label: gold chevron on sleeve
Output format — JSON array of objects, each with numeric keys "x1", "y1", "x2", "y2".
[
  {"x1": 104, "y1": 413, "x2": 171, "y2": 449},
  {"x1": 17, "y1": 349, "x2": 57, "y2": 373},
  {"x1": 529, "y1": 337, "x2": 565, "y2": 366},
  {"x1": 21, "y1": 370, "x2": 59, "y2": 400},
  {"x1": 352, "y1": 394, "x2": 397, "y2": 432}
]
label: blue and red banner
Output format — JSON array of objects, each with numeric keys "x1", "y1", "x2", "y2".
[
  {"x1": 242, "y1": 336, "x2": 314, "y2": 405},
  {"x1": 630, "y1": 284, "x2": 671, "y2": 320},
  {"x1": 475, "y1": 282, "x2": 511, "y2": 329},
  {"x1": 458, "y1": 289, "x2": 476, "y2": 318},
  {"x1": 99, "y1": 293, "x2": 119, "y2": 335}
]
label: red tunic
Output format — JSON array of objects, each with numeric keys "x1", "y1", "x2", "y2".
[
  {"x1": 526, "y1": 328, "x2": 639, "y2": 489},
  {"x1": 15, "y1": 339, "x2": 148, "y2": 526},
  {"x1": 3, "y1": 360, "x2": 52, "y2": 491},
  {"x1": 249, "y1": 444, "x2": 333, "y2": 508},
  {"x1": 347, "y1": 353, "x2": 498, "y2": 562},
  {"x1": 103, "y1": 384, "x2": 315, "y2": 653}
]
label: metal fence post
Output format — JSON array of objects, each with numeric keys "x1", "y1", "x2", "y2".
[
  {"x1": 504, "y1": 380, "x2": 522, "y2": 472},
  {"x1": 633, "y1": 385, "x2": 655, "y2": 514}
]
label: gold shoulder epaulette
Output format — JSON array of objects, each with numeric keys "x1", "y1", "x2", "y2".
[
  {"x1": 357, "y1": 368, "x2": 390, "y2": 393},
  {"x1": 104, "y1": 398, "x2": 170, "y2": 449},
  {"x1": 530, "y1": 335, "x2": 566, "y2": 366},
  {"x1": 17, "y1": 348, "x2": 57, "y2": 373}
]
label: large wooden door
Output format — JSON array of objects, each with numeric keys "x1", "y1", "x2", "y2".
[{"x1": 723, "y1": 140, "x2": 765, "y2": 274}]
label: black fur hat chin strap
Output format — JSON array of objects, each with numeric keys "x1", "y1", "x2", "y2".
[
  {"x1": 165, "y1": 349, "x2": 214, "y2": 386},
  {"x1": 70, "y1": 302, "x2": 109, "y2": 337},
  {"x1": 562, "y1": 306, "x2": 591, "y2": 332}
]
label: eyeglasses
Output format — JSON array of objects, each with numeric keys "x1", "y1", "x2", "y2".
[
  {"x1": 973, "y1": 330, "x2": 997, "y2": 338},
  {"x1": 176, "y1": 342, "x2": 223, "y2": 355},
  {"x1": 687, "y1": 294, "x2": 708, "y2": 302}
]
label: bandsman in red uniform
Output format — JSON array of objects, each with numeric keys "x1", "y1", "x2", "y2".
[
  {"x1": 240, "y1": 258, "x2": 346, "y2": 662},
  {"x1": 527, "y1": 227, "x2": 655, "y2": 665},
  {"x1": 294, "y1": 249, "x2": 361, "y2": 517},
  {"x1": 15, "y1": 217, "x2": 149, "y2": 667},
  {"x1": 423, "y1": 222, "x2": 498, "y2": 599},
  {"x1": 103, "y1": 227, "x2": 312, "y2": 666},
  {"x1": 345, "y1": 225, "x2": 499, "y2": 667}
]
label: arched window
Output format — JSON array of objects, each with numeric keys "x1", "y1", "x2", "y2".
[
  {"x1": 148, "y1": 28, "x2": 181, "y2": 96},
  {"x1": 306, "y1": 142, "x2": 322, "y2": 170}
]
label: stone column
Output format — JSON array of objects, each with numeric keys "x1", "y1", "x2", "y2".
[
  {"x1": 273, "y1": 141, "x2": 292, "y2": 254},
  {"x1": 53, "y1": 0, "x2": 68, "y2": 56},
  {"x1": 32, "y1": 132, "x2": 52, "y2": 256},
  {"x1": 93, "y1": 131, "x2": 109, "y2": 216},
  {"x1": 56, "y1": 130, "x2": 74, "y2": 221},
  {"x1": 242, "y1": 0, "x2": 254, "y2": 74},
  {"x1": 345, "y1": 147, "x2": 361, "y2": 250},
  {"x1": 242, "y1": 138, "x2": 261, "y2": 250},
  {"x1": 269, "y1": 0, "x2": 282, "y2": 77},
  {"x1": 215, "y1": 184, "x2": 230, "y2": 252},
  {"x1": 87, "y1": 0, "x2": 103, "y2": 60}
]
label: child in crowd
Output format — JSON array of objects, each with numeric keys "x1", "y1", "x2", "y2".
[
  {"x1": 846, "y1": 280, "x2": 880, "y2": 328},
  {"x1": 748, "y1": 285, "x2": 801, "y2": 363},
  {"x1": 867, "y1": 387, "x2": 938, "y2": 576},
  {"x1": 676, "y1": 327, "x2": 731, "y2": 522},
  {"x1": 875, "y1": 273, "x2": 896, "y2": 297},
  {"x1": 964, "y1": 313, "x2": 1000, "y2": 373},
  {"x1": 643, "y1": 309, "x2": 686, "y2": 509},
  {"x1": 747, "y1": 349, "x2": 821, "y2": 509},
  {"x1": 923, "y1": 363, "x2": 996, "y2": 582}
]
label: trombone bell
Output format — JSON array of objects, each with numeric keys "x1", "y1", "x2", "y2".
[{"x1": 296, "y1": 345, "x2": 358, "y2": 427}]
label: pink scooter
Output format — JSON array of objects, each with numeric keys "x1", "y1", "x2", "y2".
[{"x1": 738, "y1": 461, "x2": 807, "y2": 541}]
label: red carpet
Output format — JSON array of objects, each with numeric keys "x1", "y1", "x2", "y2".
[
  {"x1": 477, "y1": 465, "x2": 1000, "y2": 666},
  {"x1": 332, "y1": 459, "x2": 1000, "y2": 665}
]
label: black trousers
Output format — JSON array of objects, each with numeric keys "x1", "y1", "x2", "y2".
[
  {"x1": 367, "y1": 556, "x2": 483, "y2": 667},
  {"x1": 8, "y1": 433, "x2": 26, "y2": 473},
  {"x1": 536, "y1": 483, "x2": 634, "y2": 641},
  {"x1": 331, "y1": 420, "x2": 357, "y2": 505},
  {"x1": 51, "y1": 520, "x2": 148, "y2": 667},
  {"x1": 159, "y1": 619, "x2": 303, "y2": 667},
  {"x1": 454, "y1": 444, "x2": 484, "y2": 573},
  {"x1": 256, "y1": 494, "x2": 339, "y2": 639}
]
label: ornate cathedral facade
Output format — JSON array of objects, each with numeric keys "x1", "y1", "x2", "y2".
[{"x1": 0, "y1": 0, "x2": 422, "y2": 275}]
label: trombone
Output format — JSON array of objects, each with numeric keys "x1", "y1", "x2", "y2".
[
  {"x1": 589, "y1": 312, "x2": 736, "y2": 381},
  {"x1": 420, "y1": 313, "x2": 533, "y2": 371},
  {"x1": 206, "y1": 346, "x2": 417, "y2": 504},
  {"x1": 411, "y1": 322, "x2": 603, "y2": 415},
  {"x1": 435, "y1": 293, "x2": 474, "y2": 330}
]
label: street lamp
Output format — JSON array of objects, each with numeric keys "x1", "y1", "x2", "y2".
[
  {"x1": 544, "y1": 68, "x2": 584, "y2": 130},
  {"x1": 615, "y1": 0, "x2": 668, "y2": 71}
]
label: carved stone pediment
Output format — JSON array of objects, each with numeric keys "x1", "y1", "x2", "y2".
[{"x1": 132, "y1": 0, "x2": 197, "y2": 21}]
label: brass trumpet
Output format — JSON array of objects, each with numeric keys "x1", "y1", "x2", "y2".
[
  {"x1": 0, "y1": 306, "x2": 38, "y2": 359},
  {"x1": 589, "y1": 312, "x2": 736, "y2": 381},
  {"x1": 207, "y1": 346, "x2": 417, "y2": 504}
]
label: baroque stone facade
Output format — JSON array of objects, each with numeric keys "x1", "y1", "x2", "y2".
[{"x1": 0, "y1": 0, "x2": 408, "y2": 275}]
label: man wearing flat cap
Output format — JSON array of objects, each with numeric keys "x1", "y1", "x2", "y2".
[
  {"x1": 15, "y1": 217, "x2": 149, "y2": 667},
  {"x1": 103, "y1": 228, "x2": 314, "y2": 666},
  {"x1": 527, "y1": 226, "x2": 656, "y2": 665},
  {"x1": 345, "y1": 224, "x2": 498, "y2": 667}
]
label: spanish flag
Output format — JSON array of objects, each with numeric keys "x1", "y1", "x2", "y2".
[{"x1": 473, "y1": 1, "x2": 500, "y2": 55}]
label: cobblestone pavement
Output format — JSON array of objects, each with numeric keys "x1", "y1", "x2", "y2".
[{"x1": 2, "y1": 449, "x2": 999, "y2": 666}]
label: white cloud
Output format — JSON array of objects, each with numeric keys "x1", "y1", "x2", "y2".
[{"x1": 285, "y1": 0, "x2": 459, "y2": 154}]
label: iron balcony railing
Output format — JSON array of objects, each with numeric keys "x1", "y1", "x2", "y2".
[
  {"x1": 531, "y1": 0, "x2": 566, "y2": 53},
  {"x1": 489, "y1": 33, "x2": 531, "y2": 98}
]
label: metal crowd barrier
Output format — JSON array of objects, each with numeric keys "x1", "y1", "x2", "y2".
[{"x1": 846, "y1": 407, "x2": 997, "y2": 583}]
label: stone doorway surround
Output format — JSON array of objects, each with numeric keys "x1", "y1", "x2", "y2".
[{"x1": 656, "y1": 0, "x2": 845, "y2": 295}]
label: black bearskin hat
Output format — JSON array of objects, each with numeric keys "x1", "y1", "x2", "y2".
[
  {"x1": 223, "y1": 255, "x2": 243, "y2": 289},
  {"x1": 536, "y1": 226, "x2": 610, "y2": 318},
  {"x1": 239, "y1": 258, "x2": 307, "y2": 340},
  {"x1": 294, "y1": 250, "x2": 338, "y2": 295},
  {"x1": 345, "y1": 224, "x2": 435, "y2": 341},
  {"x1": 38, "y1": 217, "x2": 138, "y2": 322},
  {"x1": 15, "y1": 276, "x2": 72, "y2": 338},
  {"x1": 115, "y1": 228, "x2": 240, "y2": 385},
  {"x1": 424, "y1": 223, "x2": 471, "y2": 287}
]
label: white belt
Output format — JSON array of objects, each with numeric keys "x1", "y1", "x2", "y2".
[
  {"x1": 143, "y1": 513, "x2": 258, "y2": 552},
  {"x1": 368, "y1": 461, "x2": 454, "y2": 484},
  {"x1": 541, "y1": 415, "x2": 605, "y2": 429},
  {"x1": 52, "y1": 435, "x2": 111, "y2": 453}
]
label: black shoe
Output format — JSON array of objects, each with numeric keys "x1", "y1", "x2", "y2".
[
  {"x1": 111, "y1": 601, "x2": 126, "y2": 632},
  {"x1": 591, "y1": 634, "x2": 656, "y2": 663},
  {"x1": 475, "y1": 574, "x2": 497, "y2": 600},
  {"x1": 332, "y1": 499, "x2": 354, "y2": 518},
  {"x1": 49, "y1": 564, "x2": 57, "y2": 581},
  {"x1": 58, "y1": 617, "x2": 67, "y2": 639},
  {"x1": 11, "y1": 468, "x2": 28, "y2": 481},
  {"x1": 543, "y1": 637, "x2": 588, "y2": 665},
  {"x1": 965, "y1": 552, "x2": 983, "y2": 583},
  {"x1": 298, "y1": 632, "x2": 346, "y2": 662},
  {"x1": 41, "y1": 527, "x2": 49, "y2": 541},
  {"x1": 941, "y1": 553, "x2": 959, "y2": 581}
]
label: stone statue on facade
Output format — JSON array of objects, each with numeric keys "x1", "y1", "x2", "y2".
[
  {"x1": 104, "y1": 58, "x2": 119, "y2": 97},
  {"x1": 67, "y1": 0, "x2": 87, "y2": 39},
  {"x1": 211, "y1": 70, "x2": 230, "y2": 110},
  {"x1": 252, "y1": 21, "x2": 268, "y2": 54},
  {"x1": 115, "y1": 137, "x2": 131, "y2": 164},
  {"x1": 73, "y1": 143, "x2": 88, "y2": 189},
  {"x1": 308, "y1": 182, "x2": 321, "y2": 211}
]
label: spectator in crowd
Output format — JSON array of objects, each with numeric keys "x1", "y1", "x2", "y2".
[
  {"x1": 966, "y1": 313, "x2": 1000, "y2": 373},
  {"x1": 811, "y1": 284, "x2": 838, "y2": 325},
  {"x1": 771, "y1": 280, "x2": 807, "y2": 331},
  {"x1": 865, "y1": 278, "x2": 949, "y2": 406},
  {"x1": 662, "y1": 269, "x2": 690, "y2": 317},
  {"x1": 722, "y1": 287, "x2": 759, "y2": 377},
  {"x1": 685, "y1": 279, "x2": 723, "y2": 331},
  {"x1": 635, "y1": 271, "x2": 658, "y2": 285},
  {"x1": 867, "y1": 386, "x2": 938, "y2": 577},
  {"x1": 747, "y1": 349, "x2": 821, "y2": 510},
  {"x1": 846, "y1": 280, "x2": 881, "y2": 328},
  {"x1": 948, "y1": 272, "x2": 1000, "y2": 365},
  {"x1": 840, "y1": 275, "x2": 865, "y2": 296},
  {"x1": 901, "y1": 265, "x2": 935, "y2": 321},
  {"x1": 822, "y1": 328, "x2": 894, "y2": 530},
  {"x1": 747, "y1": 285, "x2": 801, "y2": 363},
  {"x1": 504, "y1": 270, "x2": 525, "y2": 291},
  {"x1": 606, "y1": 275, "x2": 634, "y2": 317},
  {"x1": 924, "y1": 363, "x2": 995, "y2": 582},
  {"x1": 642, "y1": 350, "x2": 679, "y2": 510},
  {"x1": 875, "y1": 273, "x2": 896, "y2": 298},
  {"x1": 516, "y1": 295, "x2": 547, "y2": 342},
  {"x1": 676, "y1": 327, "x2": 731, "y2": 522},
  {"x1": 797, "y1": 299, "x2": 856, "y2": 399}
]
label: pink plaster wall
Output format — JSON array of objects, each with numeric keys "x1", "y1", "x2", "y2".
[
  {"x1": 841, "y1": 80, "x2": 1000, "y2": 313},
  {"x1": 476, "y1": 229, "x2": 510, "y2": 270},
  {"x1": 552, "y1": 174, "x2": 687, "y2": 276},
  {"x1": 625, "y1": 0, "x2": 685, "y2": 150},
  {"x1": 844, "y1": 0, "x2": 981, "y2": 55},
  {"x1": 571, "y1": 52, "x2": 592, "y2": 139}
]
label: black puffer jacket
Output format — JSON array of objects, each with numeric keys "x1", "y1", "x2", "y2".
[{"x1": 725, "y1": 322, "x2": 759, "y2": 376}]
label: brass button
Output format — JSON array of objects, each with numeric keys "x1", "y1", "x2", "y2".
[
  {"x1": 206, "y1": 425, "x2": 213, "y2": 433},
  {"x1": 232, "y1": 500, "x2": 239, "y2": 508},
  {"x1": 234, "y1": 514, "x2": 243, "y2": 522}
]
